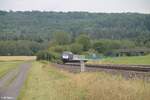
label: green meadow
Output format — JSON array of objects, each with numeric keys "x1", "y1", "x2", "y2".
[
  {"x1": 102, "y1": 55, "x2": 150, "y2": 65},
  {"x1": 88, "y1": 55, "x2": 150, "y2": 65}
]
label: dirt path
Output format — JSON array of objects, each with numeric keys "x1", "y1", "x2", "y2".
[{"x1": 0, "y1": 62, "x2": 31, "y2": 100}]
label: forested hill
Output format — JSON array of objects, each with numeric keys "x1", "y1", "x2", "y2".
[
  {"x1": 0, "y1": 11, "x2": 150, "y2": 41},
  {"x1": 0, "y1": 11, "x2": 150, "y2": 56}
]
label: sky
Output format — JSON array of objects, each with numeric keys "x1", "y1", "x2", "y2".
[{"x1": 0, "y1": 0, "x2": 150, "y2": 13}]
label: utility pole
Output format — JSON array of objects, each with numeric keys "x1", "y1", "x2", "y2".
[
  {"x1": 47, "y1": 53, "x2": 50, "y2": 65},
  {"x1": 80, "y1": 60, "x2": 85, "y2": 72}
]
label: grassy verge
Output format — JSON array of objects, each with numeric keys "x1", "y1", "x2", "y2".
[
  {"x1": 0, "y1": 61, "x2": 23, "y2": 78},
  {"x1": 18, "y1": 62, "x2": 85, "y2": 100},
  {"x1": 88, "y1": 55, "x2": 150, "y2": 65},
  {"x1": 19, "y1": 62, "x2": 150, "y2": 100}
]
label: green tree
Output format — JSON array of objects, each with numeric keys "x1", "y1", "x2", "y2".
[
  {"x1": 52, "y1": 32, "x2": 71, "y2": 45},
  {"x1": 76, "y1": 34, "x2": 91, "y2": 51},
  {"x1": 69, "y1": 43, "x2": 83, "y2": 54},
  {"x1": 92, "y1": 39, "x2": 136, "y2": 53}
]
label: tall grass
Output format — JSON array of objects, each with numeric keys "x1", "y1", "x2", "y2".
[
  {"x1": 73, "y1": 73, "x2": 150, "y2": 100},
  {"x1": 18, "y1": 62, "x2": 150, "y2": 100},
  {"x1": 18, "y1": 62, "x2": 85, "y2": 100}
]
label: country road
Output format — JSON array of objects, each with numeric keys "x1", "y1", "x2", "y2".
[{"x1": 0, "y1": 62, "x2": 31, "y2": 100}]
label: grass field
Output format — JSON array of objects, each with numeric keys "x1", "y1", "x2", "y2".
[
  {"x1": 0, "y1": 61, "x2": 22, "y2": 78},
  {"x1": 0, "y1": 56, "x2": 36, "y2": 61},
  {"x1": 18, "y1": 62, "x2": 150, "y2": 100},
  {"x1": 88, "y1": 55, "x2": 150, "y2": 65}
]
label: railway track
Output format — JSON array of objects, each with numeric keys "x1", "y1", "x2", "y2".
[
  {"x1": 53, "y1": 63, "x2": 150, "y2": 80},
  {"x1": 62, "y1": 63, "x2": 150, "y2": 72}
]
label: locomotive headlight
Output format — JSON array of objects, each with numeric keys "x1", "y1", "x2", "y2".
[{"x1": 62, "y1": 55, "x2": 69, "y2": 59}]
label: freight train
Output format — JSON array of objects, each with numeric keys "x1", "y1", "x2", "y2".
[{"x1": 61, "y1": 51, "x2": 87, "y2": 63}]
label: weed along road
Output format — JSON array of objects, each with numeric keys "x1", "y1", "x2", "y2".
[{"x1": 0, "y1": 62, "x2": 31, "y2": 100}]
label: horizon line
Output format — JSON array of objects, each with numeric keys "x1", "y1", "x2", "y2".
[{"x1": 0, "y1": 10, "x2": 150, "y2": 14}]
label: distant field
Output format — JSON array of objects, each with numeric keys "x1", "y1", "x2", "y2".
[
  {"x1": 18, "y1": 62, "x2": 150, "y2": 100},
  {"x1": 0, "y1": 56, "x2": 36, "y2": 61},
  {"x1": 0, "y1": 61, "x2": 22, "y2": 78},
  {"x1": 88, "y1": 55, "x2": 150, "y2": 65}
]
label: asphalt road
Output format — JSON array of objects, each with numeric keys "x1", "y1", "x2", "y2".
[{"x1": 0, "y1": 62, "x2": 31, "y2": 100}]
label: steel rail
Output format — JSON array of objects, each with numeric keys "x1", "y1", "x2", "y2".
[{"x1": 62, "y1": 63, "x2": 150, "y2": 72}]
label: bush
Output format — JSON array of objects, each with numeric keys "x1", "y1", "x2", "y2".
[
  {"x1": 36, "y1": 50, "x2": 63, "y2": 63},
  {"x1": 36, "y1": 50, "x2": 52, "y2": 61}
]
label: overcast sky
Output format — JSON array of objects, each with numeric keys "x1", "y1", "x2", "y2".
[{"x1": 0, "y1": 0, "x2": 150, "y2": 13}]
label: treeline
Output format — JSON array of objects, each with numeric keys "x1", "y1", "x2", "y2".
[
  {"x1": 0, "y1": 11, "x2": 150, "y2": 41},
  {"x1": 0, "y1": 40, "x2": 48, "y2": 56},
  {"x1": 0, "y1": 11, "x2": 150, "y2": 57},
  {"x1": 36, "y1": 33, "x2": 148, "y2": 62}
]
